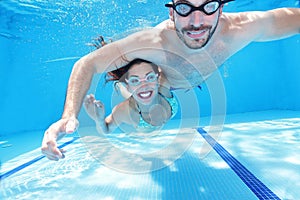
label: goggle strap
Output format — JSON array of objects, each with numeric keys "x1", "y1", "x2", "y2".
[
  {"x1": 222, "y1": 0, "x2": 235, "y2": 4},
  {"x1": 165, "y1": 2, "x2": 172, "y2": 8}
]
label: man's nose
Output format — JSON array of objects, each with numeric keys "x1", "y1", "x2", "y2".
[{"x1": 190, "y1": 11, "x2": 204, "y2": 27}]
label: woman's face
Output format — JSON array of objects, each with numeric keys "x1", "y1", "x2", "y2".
[{"x1": 126, "y1": 62, "x2": 159, "y2": 105}]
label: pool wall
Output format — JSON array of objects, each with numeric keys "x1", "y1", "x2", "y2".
[{"x1": 223, "y1": 36, "x2": 300, "y2": 113}]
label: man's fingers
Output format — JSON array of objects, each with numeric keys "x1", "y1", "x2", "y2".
[
  {"x1": 60, "y1": 148, "x2": 66, "y2": 159},
  {"x1": 41, "y1": 118, "x2": 76, "y2": 161},
  {"x1": 42, "y1": 148, "x2": 65, "y2": 160},
  {"x1": 45, "y1": 154, "x2": 59, "y2": 161},
  {"x1": 60, "y1": 148, "x2": 66, "y2": 153},
  {"x1": 41, "y1": 140, "x2": 64, "y2": 159}
]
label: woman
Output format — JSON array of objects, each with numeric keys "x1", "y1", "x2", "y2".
[{"x1": 84, "y1": 58, "x2": 178, "y2": 133}]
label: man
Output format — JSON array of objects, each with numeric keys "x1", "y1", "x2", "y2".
[{"x1": 41, "y1": 0, "x2": 300, "y2": 161}]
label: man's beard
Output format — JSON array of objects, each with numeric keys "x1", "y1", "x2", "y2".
[
  {"x1": 176, "y1": 24, "x2": 218, "y2": 49},
  {"x1": 175, "y1": 15, "x2": 220, "y2": 49}
]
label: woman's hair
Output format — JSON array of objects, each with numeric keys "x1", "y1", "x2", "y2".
[{"x1": 105, "y1": 58, "x2": 159, "y2": 83}]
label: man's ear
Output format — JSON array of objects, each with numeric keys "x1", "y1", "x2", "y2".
[{"x1": 169, "y1": 8, "x2": 174, "y2": 21}]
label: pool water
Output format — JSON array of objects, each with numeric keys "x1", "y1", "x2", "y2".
[{"x1": 1, "y1": 0, "x2": 300, "y2": 199}]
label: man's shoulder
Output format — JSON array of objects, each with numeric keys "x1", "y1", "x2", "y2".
[
  {"x1": 155, "y1": 19, "x2": 174, "y2": 29},
  {"x1": 124, "y1": 19, "x2": 173, "y2": 39},
  {"x1": 118, "y1": 26, "x2": 167, "y2": 47},
  {"x1": 218, "y1": 12, "x2": 248, "y2": 36},
  {"x1": 221, "y1": 11, "x2": 262, "y2": 25},
  {"x1": 220, "y1": 12, "x2": 240, "y2": 25}
]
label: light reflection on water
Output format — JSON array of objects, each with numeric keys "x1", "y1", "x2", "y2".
[
  {"x1": 218, "y1": 113, "x2": 300, "y2": 199},
  {"x1": 0, "y1": 130, "x2": 198, "y2": 199}
]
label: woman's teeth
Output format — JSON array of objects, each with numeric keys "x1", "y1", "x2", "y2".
[{"x1": 138, "y1": 91, "x2": 152, "y2": 99}]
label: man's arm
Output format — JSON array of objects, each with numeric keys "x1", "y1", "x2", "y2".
[
  {"x1": 223, "y1": 8, "x2": 300, "y2": 42},
  {"x1": 41, "y1": 42, "x2": 130, "y2": 160},
  {"x1": 62, "y1": 57, "x2": 95, "y2": 120},
  {"x1": 255, "y1": 8, "x2": 300, "y2": 41},
  {"x1": 219, "y1": 8, "x2": 299, "y2": 57}
]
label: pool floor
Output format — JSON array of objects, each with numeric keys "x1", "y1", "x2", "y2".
[{"x1": 1, "y1": 110, "x2": 300, "y2": 200}]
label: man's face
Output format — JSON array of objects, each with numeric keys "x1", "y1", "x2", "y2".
[{"x1": 170, "y1": 0, "x2": 223, "y2": 49}]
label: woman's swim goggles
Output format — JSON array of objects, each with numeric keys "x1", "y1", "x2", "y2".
[{"x1": 126, "y1": 72, "x2": 158, "y2": 86}]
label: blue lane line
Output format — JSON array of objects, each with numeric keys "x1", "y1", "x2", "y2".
[
  {"x1": 197, "y1": 128, "x2": 281, "y2": 200},
  {"x1": 0, "y1": 137, "x2": 79, "y2": 180}
]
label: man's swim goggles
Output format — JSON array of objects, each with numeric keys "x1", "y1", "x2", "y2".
[{"x1": 165, "y1": 0, "x2": 235, "y2": 17}]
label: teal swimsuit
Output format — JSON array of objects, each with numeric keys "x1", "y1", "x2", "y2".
[{"x1": 136, "y1": 92, "x2": 178, "y2": 130}]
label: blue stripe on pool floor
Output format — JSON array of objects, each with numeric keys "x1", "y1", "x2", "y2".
[
  {"x1": 0, "y1": 137, "x2": 79, "y2": 180},
  {"x1": 197, "y1": 127, "x2": 281, "y2": 200}
]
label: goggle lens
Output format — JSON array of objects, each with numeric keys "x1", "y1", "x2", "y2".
[
  {"x1": 175, "y1": 1, "x2": 220, "y2": 17},
  {"x1": 126, "y1": 72, "x2": 158, "y2": 86},
  {"x1": 165, "y1": 0, "x2": 234, "y2": 17}
]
